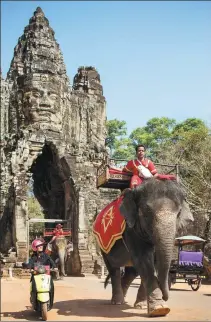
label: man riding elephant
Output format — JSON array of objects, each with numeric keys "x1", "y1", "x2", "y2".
[
  {"x1": 49, "y1": 224, "x2": 64, "y2": 244},
  {"x1": 46, "y1": 224, "x2": 71, "y2": 279},
  {"x1": 123, "y1": 144, "x2": 158, "y2": 188}
]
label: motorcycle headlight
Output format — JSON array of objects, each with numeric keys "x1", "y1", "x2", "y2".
[{"x1": 37, "y1": 265, "x2": 47, "y2": 274}]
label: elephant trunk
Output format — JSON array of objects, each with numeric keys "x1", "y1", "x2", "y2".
[
  {"x1": 154, "y1": 210, "x2": 177, "y2": 301},
  {"x1": 58, "y1": 248, "x2": 66, "y2": 276}
]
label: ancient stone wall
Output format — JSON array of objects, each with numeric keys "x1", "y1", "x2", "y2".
[
  {"x1": 0, "y1": 7, "x2": 113, "y2": 273},
  {"x1": 1, "y1": 74, "x2": 9, "y2": 140}
]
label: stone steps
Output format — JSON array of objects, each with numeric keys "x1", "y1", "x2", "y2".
[
  {"x1": 79, "y1": 249, "x2": 109, "y2": 276},
  {"x1": 79, "y1": 249, "x2": 95, "y2": 274}
]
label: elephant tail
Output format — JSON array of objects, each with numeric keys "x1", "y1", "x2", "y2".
[{"x1": 104, "y1": 273, "x2": 110, "y2": 289}]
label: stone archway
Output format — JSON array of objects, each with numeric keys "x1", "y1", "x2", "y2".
[
  {"x1": 29, "y1": 141, "x2": 81, "y2": 274},
  {"x1": 31, "y1": 142, "x2": 70, "y2": 221}
]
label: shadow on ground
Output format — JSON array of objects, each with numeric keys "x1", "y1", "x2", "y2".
[
  {"x1": 53, "y1": 298, "x2": 147, "y2": 318},
  {"x1": 100, "y1": 281, "x2": 140, "y2": 288},
  {"x1": 202, "y1": 280, "x2": 211, "y2": 285},
  {"x1": 1, "y1": 307, "x2": 39, "y2": 321},
  {"x1": 100, "y1": 280, "x2": 193, "y2": 292},
  {"x1": 170, "y1": 288, "x2": 192, "y2": 292}
]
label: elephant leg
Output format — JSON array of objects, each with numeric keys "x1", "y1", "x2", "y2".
[
  {"x1": 146, "y1": 286, "x2": 170, "y2": 317},
  {"x1": 129, "y1": 246, "x2": 170, "y2": 317},
  {"x1": 134, "y1": 279, "x2": 147, "y2": 309},
  {"x1": 110, "y1": 268, "x2": 125, "y2": 305},
  {"x1": 54, "y1": 259, "x2": 61, "y2": 279},
  {"x1": 56, "y1": 270, "x2": 60, "y2": 280},
  {"x1": 57, "y1": 254, "x2": 66, "y2": 277},
  {"x1": 60, "y1": 261, "x2": 67, "y2": 277},
  {"x1": 121, "y1": 266, "x2": 137, "y2": 298},
  {"x1": 139, "y1": 251, "x2": 170, "y2": 317}
]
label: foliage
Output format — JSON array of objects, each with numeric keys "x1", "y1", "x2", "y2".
[
  {"x1": 106, "y1": 119, "x2": 127, "y2": 151},
  {"x1": 106, "y1": 116, "x2": 211, "y2": 240},
  {"x1": 112, "y1": 138, "x2": 135, "y2": 160},
  {"x1": 106, "y1": 119, "x2": 134, "y2": 160},
  {"x1": 172, "y1": 118, "x2": 208, "y2": 137},
  {"x1": 27, "y1": 197, "x2": 44, "y2": 220},
  {"x1": 27, "y1": 180, "x2": 45, "y2": 239},
  {"x1": 130, "y1": 117, "x2": 176, "y2": 147}
]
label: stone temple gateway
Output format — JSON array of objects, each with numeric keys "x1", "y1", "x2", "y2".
[{"x1": 0, "y1": 7, "x2": 117, "y2": 274}]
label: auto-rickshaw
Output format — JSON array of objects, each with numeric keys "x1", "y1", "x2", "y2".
[{"x1": 169, "y1": 235, "x2": 206, "y2": 291}]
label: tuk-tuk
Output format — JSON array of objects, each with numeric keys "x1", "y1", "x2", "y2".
[{"x1": 169, "y1": 235, "x2": 206, "y2": 291}]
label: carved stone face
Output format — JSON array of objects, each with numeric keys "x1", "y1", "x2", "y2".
[{"x1": 19, "y1": 78, "x2": 63, "y2": 130}]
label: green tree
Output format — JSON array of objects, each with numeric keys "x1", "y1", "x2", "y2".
[
  {"x1": 27, "y1": 180, "x2": 45, "y2": 240},
  {"x1": 172, "y1": 118, "x2": 208, "y2": 142},
  {"x1": 28, "y1": 197, "x2": 44, "y2": 220},
  {"x1": 112, "y1": 138, "x2": 135, "y2": 160},
  {"x1": 173, "y1": 118, "x2": 207, "y2": 134},
  {"x1": 129, "y1": 117, "x2": 176, "y2": 160},
  {"x1": 106, "y1": 119, "x2": 127, "y2": 148},
  {"x1": 106, "y1": 119, "x2": 129, "y2": 157}
]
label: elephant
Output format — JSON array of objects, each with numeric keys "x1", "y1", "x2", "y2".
[
  {"x1": 50, "y1": 236, "x2": 70, "y2": 279},
  {"x1": 100, "y1": 177, "x2": 194, "y2": 317}
]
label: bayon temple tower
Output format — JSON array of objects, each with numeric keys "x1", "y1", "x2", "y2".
[{"x1": 0, "y1": 7, "x2": 116, "y2": 274}]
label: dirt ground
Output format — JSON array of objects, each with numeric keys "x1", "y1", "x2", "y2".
[{"x1": 1, "y1": 275, "x2": 211, "y2": 321}]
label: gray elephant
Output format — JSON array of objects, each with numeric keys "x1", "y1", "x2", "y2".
[
  {"x1": 101, "y1": 178, "x2": 194, "y2": 317},
  {"x1": 50, "y1": 236, "x2": 69, "y2": 279}
]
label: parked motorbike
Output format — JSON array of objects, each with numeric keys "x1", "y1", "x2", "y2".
[{"x1": 30, "y1": 264, "x2": 56, "y2": 321}]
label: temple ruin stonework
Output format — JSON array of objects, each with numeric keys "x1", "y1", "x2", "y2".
[{"x1": 0, "y1": 7, "x2": 117, "y2": 274}]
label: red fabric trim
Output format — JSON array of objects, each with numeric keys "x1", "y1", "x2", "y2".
[
  {"x1": 109, "y1": 168, "x2": 131, "y2": 176},
  {"x1": 157, "y1": 174, "x2": 176, "y2": 180}
]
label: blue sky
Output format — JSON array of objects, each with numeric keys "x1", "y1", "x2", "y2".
[{"x1": 1, "y1": 1, "x2": 211, "y2": 134}]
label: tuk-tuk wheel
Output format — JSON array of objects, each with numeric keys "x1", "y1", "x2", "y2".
[{"x1": 190, "y1": 278, "x2": 201, "y2": 291}]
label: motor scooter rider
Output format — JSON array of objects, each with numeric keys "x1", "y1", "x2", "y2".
[{"x1": 27, "y1": 238, "x2": 57, "y2": 309}]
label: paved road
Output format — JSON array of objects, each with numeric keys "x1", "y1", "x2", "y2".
[{"x1": 1, "y1": 275, "x2": 211, "y2": 321}]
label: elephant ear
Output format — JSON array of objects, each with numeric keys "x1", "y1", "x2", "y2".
[
  {"x1": 177, "y1": 200, "x2": 194, "y2": 230},
  {"x1": 119, "y1": 189, "x2": 138, "y2": 228}
]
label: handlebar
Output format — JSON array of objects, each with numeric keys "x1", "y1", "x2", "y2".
[{"x1": 29, "y1": 267, "x2": 58, "y2": 273}]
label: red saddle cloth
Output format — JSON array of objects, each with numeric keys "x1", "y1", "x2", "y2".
[{"x1": 93, "y1": 196, "x2": 126, "y2": 254}]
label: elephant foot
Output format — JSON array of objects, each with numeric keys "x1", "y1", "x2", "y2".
[
  {"x1": 111, "y1": 295, "x2": 125, "y2": 305},
  {"x1": 134, "y1": 300, "x2": 147, "y2": 309},
  {"x1": 148, "y1": 303, "x2": 170, "y2": 317}
]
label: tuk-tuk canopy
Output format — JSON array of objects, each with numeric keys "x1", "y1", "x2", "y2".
[{"x1": 175, "y1": 235, "x2": 206, "y2": 246}]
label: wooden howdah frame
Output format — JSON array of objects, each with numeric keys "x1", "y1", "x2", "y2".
[
  {"x1": 96, "y1": 158, "x2": 179, "y2": 190},
  {"x1": 96, "y1": 164, "x2": 132, "y2": 190}
]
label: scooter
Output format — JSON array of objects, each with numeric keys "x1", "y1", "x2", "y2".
[{"x1": 30, "y1": 264, "x2": 56, "y2": 321}]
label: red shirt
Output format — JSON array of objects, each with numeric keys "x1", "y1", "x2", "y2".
[
  {"x1": 53, "y1": 229, "x2": 64, "y2": 236},
  {"x1": 123, "y1": 159, "x2": 157, "y2": 177}
]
